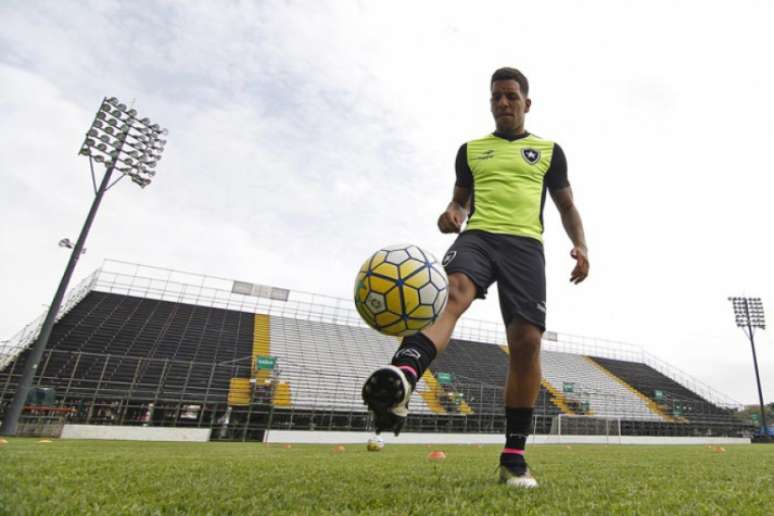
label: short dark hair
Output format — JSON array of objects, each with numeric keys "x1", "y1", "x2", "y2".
[{"x1": 491, "y1": 67, "x2": 529, "y2": 97}]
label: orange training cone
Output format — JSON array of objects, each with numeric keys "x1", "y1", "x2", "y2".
[{"x1": 427, "y1": 450, "x2": 447, "y2": 461}]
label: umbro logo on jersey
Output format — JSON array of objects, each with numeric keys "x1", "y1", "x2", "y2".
[
  {"x1": 474, "y1": 150, "x2": 495, "y2": 160},
  {"x1": 521, "y1": 148, "x2": 540, "y2": 164}
]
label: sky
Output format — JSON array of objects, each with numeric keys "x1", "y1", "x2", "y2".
[{"x1": 1, "y1": 0, "x2": 773, "y2": 405}]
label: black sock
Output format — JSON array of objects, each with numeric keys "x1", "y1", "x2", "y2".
[
  {"x1": 390, "y1": 332, "x2": 437, "y2": 390},
  {"x1": 501, "y1": 407, "x2": 533, "y2": 465}
]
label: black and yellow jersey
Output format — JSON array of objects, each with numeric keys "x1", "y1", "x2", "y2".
[{"x1": 455, "y1": 131, "x2": 569, "y2": 242}]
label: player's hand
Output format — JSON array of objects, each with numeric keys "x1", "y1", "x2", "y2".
[
  {"x1": 437, "y1": 205, "x2": 466, "y2": 233},
  {"x1": 570, "y1": 247, "x2": 589, "y2": 284}
]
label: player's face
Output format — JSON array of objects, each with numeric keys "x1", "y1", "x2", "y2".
[{"x1": 490, "y1": 80, "x2": 531, "y2": 133}]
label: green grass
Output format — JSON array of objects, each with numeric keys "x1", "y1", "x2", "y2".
[{"x1": 1, "y1": 439, "x2": 773, "y2": 515}]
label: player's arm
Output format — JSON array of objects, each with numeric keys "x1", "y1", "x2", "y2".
[
  {"x1": 438, "y1": 144, "x2": 472, "y2": 234},
  {"x1": 551, "y1": 186, "x2": 589, "y2": 284},
  {"x1": 545, "y1": 143, "x2": 588, "y2": 284},
  {"x1": 438, "y1": 185, "x2": 471, "y2": 233}
]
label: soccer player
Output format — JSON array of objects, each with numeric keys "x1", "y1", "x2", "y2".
[{"x1": 362, "y1": 67, "x2": 589, "y2": 488}]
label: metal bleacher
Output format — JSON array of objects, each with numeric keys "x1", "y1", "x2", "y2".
[
  {"x1": 541, "y1": 351, "x2": 665, "y2": 421},
  {"x1": 588, "y1": 356, "x2": 734, "y2": 424},
  {"x1": 267, "y1": 316, "x2": 434, "y2": 414},
  {"x1": 0, "y1": 260, "x2": 746, "y2": 438},
  {"x1": 430, "y1": 338, "x2": 563, "y2": 418},
  {"x1": 3, "y1": 289, "x2": 254, "y2": 432}
]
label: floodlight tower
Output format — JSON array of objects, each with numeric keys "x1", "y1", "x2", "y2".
[
  {"x1": 728, "y1": 297, "x2": 769, "y2": 439},
  {"x1": 0, "y1": 97, "x2": 168, "y2": 436}
]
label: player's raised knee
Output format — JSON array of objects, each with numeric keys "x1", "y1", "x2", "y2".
[{"x1": 445, "y1": 273, "x2": 476, "y2": 314}]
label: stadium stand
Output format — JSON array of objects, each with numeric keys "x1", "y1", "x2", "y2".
[
  {"x1": 265, "y1": 316, "x2": 434, "y2": 414},
  {"x1": 588, "y1": 356, "x2": 734, "y2": 424},
  {"x1": 0, "y1": 260, "x2": 747, "y2": 439},
  {"x1": 16, "y1": 291, "x2": 254, "y2": 402},
  {"x1": 540, "y1": 351, "x2": 665, "y2": 421},
  {"x1": 429, "y1": 338, "x2": 563, "y2": 418}
]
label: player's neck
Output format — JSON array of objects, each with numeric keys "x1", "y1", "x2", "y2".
[{"x1": 494, "y1": 126, "x2": 528, "y2": 140}]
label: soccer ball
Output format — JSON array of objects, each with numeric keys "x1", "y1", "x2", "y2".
[
  {"x1": 354, "y1": 244, "x2": 448, "y2": 337},
  {"x1": 366, "y1": 435, "x2": 385, "y2": 452}
]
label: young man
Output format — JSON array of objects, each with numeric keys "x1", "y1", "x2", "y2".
[{"x1": 362, "y1": 67, "x2": 589, "y2": 488}]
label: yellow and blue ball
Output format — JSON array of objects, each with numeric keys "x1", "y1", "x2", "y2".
[{"x1": 354, "y1": 244, "x2": 448, "y2": 337}]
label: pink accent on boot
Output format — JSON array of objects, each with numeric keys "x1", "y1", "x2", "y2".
[{"x1": 398, "y1": 365, "x2": 418, "y2": 380}]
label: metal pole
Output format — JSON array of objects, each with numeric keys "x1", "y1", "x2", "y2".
[
  {"x1": 1, "y1": 162, "x2": 116, "y2": 436},
  {"x1": 747, "y1": 334, "x2": 769, "y2": 437},
  {"x1": 743, "y1": 299, "x2": 769, "y2": 437}
]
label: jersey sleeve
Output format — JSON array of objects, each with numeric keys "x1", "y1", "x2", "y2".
[
  {"x1": 545, "y1": 143, "x2": 570, "y2": 192},
  {"x1": 455, "y1": 143, "x2": 473, "y2": 188}
]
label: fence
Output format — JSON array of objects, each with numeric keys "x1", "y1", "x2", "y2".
[{"x1": 0, "y1": 348, "x2": 748, "y2": 440}]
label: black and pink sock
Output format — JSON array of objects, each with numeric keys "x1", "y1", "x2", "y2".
[
  {"x1": 501, "y1": 407, "x2": 533, "y2": 465},
  {"x1": 390, "y1": 332, "x2": 437, "y2": 390}
]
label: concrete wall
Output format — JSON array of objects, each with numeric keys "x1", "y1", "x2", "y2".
[
  {"x1": 265, "y1": 430, "x2": 750, "y2": 446},
  {"x1": 61, "y1": 425, "x2": 211, "y2": 442},
  {"x1": 59, "y1": 426, "x2": 750, "y2": 445}
]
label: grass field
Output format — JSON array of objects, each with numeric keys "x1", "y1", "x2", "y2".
[{"x1": 1, "y1": 439, "x2": 773, "y2": 515}]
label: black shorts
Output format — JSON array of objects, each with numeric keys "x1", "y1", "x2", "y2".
[{"x1": 441, "y1": 229, "x2": 546, "y2": 331}]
